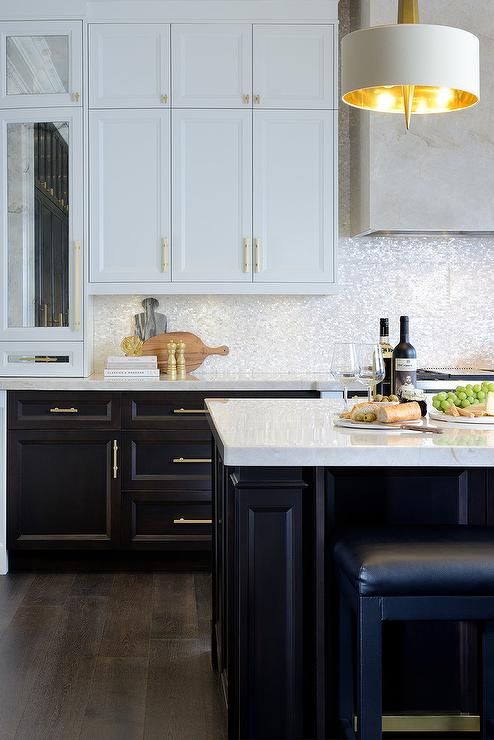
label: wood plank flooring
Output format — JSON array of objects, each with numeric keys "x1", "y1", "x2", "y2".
[{"x1": 0, "y1": 572, "x2": 226, "y2": 740}]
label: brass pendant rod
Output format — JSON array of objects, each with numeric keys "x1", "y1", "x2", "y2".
[{"x1": 398, "y1": 0, "x2": 420, "y2": 24}]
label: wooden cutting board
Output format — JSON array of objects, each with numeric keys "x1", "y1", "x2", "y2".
[{"x1": 141, "y1": 332, "x2": 229, "y2": 373}]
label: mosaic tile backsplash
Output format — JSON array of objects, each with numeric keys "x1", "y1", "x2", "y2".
[
  {"x1": 92, "y1": 0, "x2": 494, "y2": 374},
  {"x1": 92, "y1": 233, "x2": 494, "y2": 374}
]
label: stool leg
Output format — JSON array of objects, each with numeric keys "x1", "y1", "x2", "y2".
[
  {"x1": 483, "y1": 620, "x2": 494, "y2": 739},
  {"x1": 338, "y1": 592, "x2": 354, "y2": 732},
  {"x1": 357, "y1": 597, "x2": 382, "y2": 740}
]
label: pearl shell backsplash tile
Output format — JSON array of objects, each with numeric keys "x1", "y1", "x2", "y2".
[
  {"x1": 92, "y1": 0, "x2": 494, "y2": 375},
  {"x1": 92, "y1": 233, "x2": 494, "y2": 374}
]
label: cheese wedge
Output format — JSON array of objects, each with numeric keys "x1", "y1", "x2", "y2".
[{"x1": 486, "y1": 391, "x2": 494, "y2": 416}]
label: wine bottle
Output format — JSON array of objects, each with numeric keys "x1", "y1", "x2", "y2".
[
  {"x1": 392, "y1": 315, "x2": 417, "y2": 396},
  {"x1": 376, "y1": 318, "x2": 393, "y2": 396}
]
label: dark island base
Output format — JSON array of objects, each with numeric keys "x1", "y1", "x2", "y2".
[{"x1": 211, "y1": 447, "x2": 493, "y2": 740}]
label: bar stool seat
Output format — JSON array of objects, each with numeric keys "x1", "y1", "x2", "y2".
[
  {"x1": 335, "y1": 526, "x2": 494, "y2": 596},
  {"x1": 334, "y1": 527, "x2": 494, "y2": 740}
]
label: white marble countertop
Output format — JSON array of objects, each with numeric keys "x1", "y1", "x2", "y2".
[
  {"x1": 206, "y1": 398, "x2": 494, "y2": 468},
  {"x1": 0, "y1": 372, "x2": 353, "y2": 392},
  {"x1": 0, "y1": 372, "x2": 466, "y2": 393}
]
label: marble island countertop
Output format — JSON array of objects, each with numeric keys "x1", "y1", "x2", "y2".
[{"x1": 206, "y1": 398, "x2": 494, "y2": 468}]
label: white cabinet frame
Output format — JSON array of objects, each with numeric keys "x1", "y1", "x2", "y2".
[
  {"x1": 0, "y1": 20, "x2": 82, "y2": 109},
  {"x1": 0, "y1": 107, "x2": 84, "y2": 341}
]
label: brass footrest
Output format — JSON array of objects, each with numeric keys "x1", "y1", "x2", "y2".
[{"x1": 354, "y1": 713, "x2": 480, "y2": 733}]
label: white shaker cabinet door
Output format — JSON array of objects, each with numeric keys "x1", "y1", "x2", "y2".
[
  {"x1": 253, "y1": 25, "x2": 335, "y2": 109},
  {"x1": 172, "y1": 24, "x2": 252, "y2": 108},
  {"x1": 253, "y1": 110, "x2": 335, "y2": 283},
  {"x1": 89, "y1": 110, "x2": 171, "y2": 283},
  {"x1": 172, "y1": 109, "x2": 252, "y2": 282},
  {"x1": 89, "y1": 24, "x2": 170, "y2": 108}
]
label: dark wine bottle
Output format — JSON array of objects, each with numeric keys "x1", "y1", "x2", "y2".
[
  {"x1": 392, "y1": 315, "x2": 417, "y2": 396},
  {"x1": 376, "y1": 318, "x2": 393, "y2": 396}
]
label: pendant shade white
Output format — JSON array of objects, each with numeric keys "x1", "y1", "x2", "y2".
[{"x1": 341, "y1": 21, "x2": 480, "y2": 128}]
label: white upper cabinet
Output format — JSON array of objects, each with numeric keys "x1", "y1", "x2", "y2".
[
  {"x1": 89, "y1": 24, "x2": 170, "y2": 108},
  {"x1": 0, "y1": 21, "x2": 82, "y2": 108},
  {"x1": 253, "y1": 25, "x2": 335, "y2": 109},
  {"x1": 172, "y1": 24, "x2": 252, "y2": 108},
  {"x1": 89, "y1": 109, "x2": 171, "y2": 282},
  {"x1": 253, "y1": 110, "x2": 335, "y2": 283},
  {"x1": 172, "y1": 109, "x2": 252, "y2": 282}
]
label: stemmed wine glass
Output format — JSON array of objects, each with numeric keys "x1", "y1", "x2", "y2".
[
  {"x1": 330, "y1": 342, "x2": 359, "y2": 411},
  {"x1": 357, "y1": 343, "x2": 385, "y2": 402}
]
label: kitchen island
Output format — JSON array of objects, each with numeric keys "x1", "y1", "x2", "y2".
[{"x1": 206, "y1": 398, "x2": 494, "y2": 740}]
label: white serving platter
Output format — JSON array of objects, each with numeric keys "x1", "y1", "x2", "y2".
[
  {"x1": 334, "y1": 417, "x2": 424, "y2": 432},
  {"x1": 429, "y1": 411, "x2": 494, "y2": 425}
]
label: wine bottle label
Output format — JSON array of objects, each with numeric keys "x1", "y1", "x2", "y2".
[
  {"x1": 394, "y1": 358, "x2": 417, "y2": 395},
  {"x1": 394, "y1": 358, "x2": 417, "y2": 372}
]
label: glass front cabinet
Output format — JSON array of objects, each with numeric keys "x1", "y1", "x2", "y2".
[
  {"x1": 0, "y1": 21, "x2": 82, "y2": 108},
  {"x1": 0, "y1": 107, "x2": 83, "y2": 374}
]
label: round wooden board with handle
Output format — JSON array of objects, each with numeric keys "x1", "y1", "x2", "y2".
[{"x1": 141, "y1": 332, "x2": 229, "y2": 373}]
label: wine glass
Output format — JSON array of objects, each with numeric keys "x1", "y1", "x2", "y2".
[
  {"x1": 357, "y1": 343, "x2": 385, "y2": 402},
  {"x1": 330, "y1": 342, "x2": 358, "y2": 411}
]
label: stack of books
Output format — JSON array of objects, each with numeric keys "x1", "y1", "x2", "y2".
[{"x1": 104, "y1": 355, "x2": 160, "y2": 380}]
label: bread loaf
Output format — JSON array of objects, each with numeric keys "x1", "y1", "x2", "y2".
[{"x1": 375, "y1": 402, "x2": 421, "y2": 424}]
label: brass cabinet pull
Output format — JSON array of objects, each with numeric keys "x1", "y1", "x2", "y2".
[
  {"x1": 74, "y1": 241, "x2": 81, "y2": 330},
  {"x1": 173, "y1": 408, "x2": 208, "y2": 414},
  {"x1": 161, "y1": 237, "x2": 169, "y2": 272},
  {"x1": 254, "y1": 238, "x2": 261, "y2": 272},
  {"x1": 242, "y1": 94, "x2": 250, "y2": 104},
  {"x1": 243, "y1": 238, "x2": 251, "y2": 272},
  {"x1": 173, "y1": 518, "x2": 212, "y2": 525},
  {"x1": 49, "y1": 407, "x2": 79, "y2": 413},
  {"x1": 172, "y1": 457, "x2": 212, "y2": 464},
  {"x1": 254, "y1": 94, "x2": 260, "y2": 104},
  {"x1": 113, "y1": 440, "x2": 119, "y2": 479},
  {"x1": 161, "y1": 94, "x2": 168, "y2": 104},
  {"x1": 16, "y1": 356, "x2": 58, "y2": 363},
  {"x1": 71, "y1": 91, "x2": 80, "y2": 102}
]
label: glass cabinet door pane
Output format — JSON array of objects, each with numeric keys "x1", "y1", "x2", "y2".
[
  {"x1": 8, "y1": 120, "x2": 70, "y2": 328},
  {"x1": 7, "y1": 36, "x2": 69, "y2": 95}
]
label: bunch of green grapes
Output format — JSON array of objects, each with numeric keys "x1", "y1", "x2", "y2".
[{"x1": 432, "y1": 381, "x2": 494, "y2": 412}]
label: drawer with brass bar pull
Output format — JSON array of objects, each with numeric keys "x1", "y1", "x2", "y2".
[
  {"x1": 122, "y1": 494, "x2": 212, "y2": 547},
  {"x1": 9, "y1": 392, "x2": 119, "y2": 429},
  {"x1": 122, "y1": 391, "x2": 318, "y2": 430},
  {"x1": 121, "y1": 430, "x2": 212, "y2": 490}
]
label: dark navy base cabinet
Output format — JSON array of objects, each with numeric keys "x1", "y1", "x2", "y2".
[{"x1": 211, "y1": 446, "x2": 491, "y2": 739}]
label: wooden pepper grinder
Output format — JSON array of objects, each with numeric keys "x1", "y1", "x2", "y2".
[
  {"x1": 167, "y1": 341, "x2": 177, "y2": 379},
  {"x1": 176, "y1": 341, "x2": 186, "y2": 379}
]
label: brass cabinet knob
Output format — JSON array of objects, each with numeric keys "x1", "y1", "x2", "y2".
[
  {"x1": 161, "y1": 94, "x2": 168, "y2": 104},
  {"x1": 242, "y1": 94, "x2": 250, "y2": 104}
]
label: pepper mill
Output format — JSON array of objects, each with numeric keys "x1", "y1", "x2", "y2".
[
  {"x1": 176, "y1": 341, "x2": 186, "y2": 379},
  {"x1": 167, "y1": 341, "x2": 177, "y2": 379}
]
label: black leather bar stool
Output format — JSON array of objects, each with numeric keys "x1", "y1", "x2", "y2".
[{"x1": 334, "y1": 527, "x2": 494, "y2": 740}]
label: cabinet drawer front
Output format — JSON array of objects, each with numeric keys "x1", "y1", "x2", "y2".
[
  {"x1": 8, "y1": 392, "x2": 119, "y2": 428},
  {"x1": 123, "y1": 392, "x2": 212, "y2": 429},
  {"x1": 123, "y1": 495, "x2": 212, "y2": 545},
  {"x1": 122, "y1": 431, "x2": 211, "y2": 489},
  {"x1": 122, "y1": 391, "x2": 319, "y2": 429}
]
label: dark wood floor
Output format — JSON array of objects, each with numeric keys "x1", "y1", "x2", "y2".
[{"x1": 0, "y1": 572, "x2": 227, "y2": 740}]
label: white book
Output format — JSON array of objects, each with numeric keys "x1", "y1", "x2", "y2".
[
  {"x1": 104, "y1": 368, "x2": 160, "y2": 378},
  {"x1": 106, "y1": 355, "x2": 157, "y2": 366}
]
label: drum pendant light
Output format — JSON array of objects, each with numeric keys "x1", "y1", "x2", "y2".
[{"x1": 341, "y1": 0, "x2": 480, "y2": 129}]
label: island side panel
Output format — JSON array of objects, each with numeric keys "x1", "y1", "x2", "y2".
[{"x1": 212, "y1": 448, "x2": 322, "y2": 740}]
